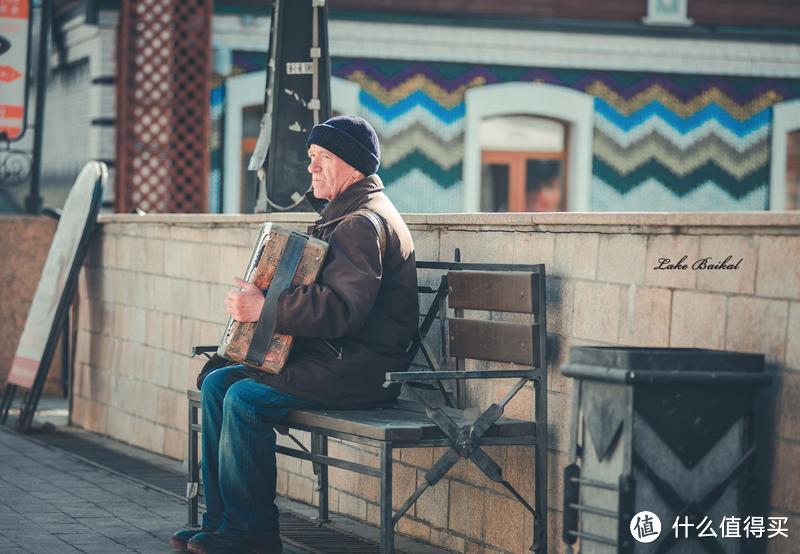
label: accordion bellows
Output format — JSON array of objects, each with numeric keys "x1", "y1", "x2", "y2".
[{"x1": 218, "y1": 223, "x2": 328, "y2": 373}]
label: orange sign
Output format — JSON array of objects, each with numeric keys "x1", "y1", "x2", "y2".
[
  {"x1": 0, "y1": 0, "x2": 29, "y2": 19},
  {"x1": 0, "y1": 0, "x2": 29, "y2": 141},
  {"x1": 0, "y1": 64, "x2": 21, "y2": 82}
]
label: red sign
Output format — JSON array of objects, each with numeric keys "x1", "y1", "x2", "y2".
[
  {"x1": 8, "y1": 355, "x2": 37, "y2": 388},
  {"x1": 0, "y1": 0, "x2": 28, "y2": 19},
  {"x1": 0, "y1": 0, "x2": 30, "y2": 141},
  {"x1": 0, "y1": 64, "x2": 20, "y2": 82}
]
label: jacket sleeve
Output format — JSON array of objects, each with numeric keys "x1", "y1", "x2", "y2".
[{"x1": 274, "y1": 216, "x2": 383, "y2": 338}]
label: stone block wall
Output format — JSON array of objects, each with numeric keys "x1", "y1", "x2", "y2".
[
  {"x1": 72, "y1": 215, "x2": 314, "y2": 459},
  {"x1": 71, "y1": 212, "x2": 800, "y2": 553}
]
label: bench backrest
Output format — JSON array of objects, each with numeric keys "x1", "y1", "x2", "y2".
[
  {"x1": 448, "y1": 271, "x2": 543, "y2": 366},
  {"x1": 413, "y1": 259, "x2": 547, "y2": 409}
]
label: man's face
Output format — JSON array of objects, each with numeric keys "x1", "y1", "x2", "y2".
[{"x1": 307, "y1": 144, "x2": 361, "y2": 201}]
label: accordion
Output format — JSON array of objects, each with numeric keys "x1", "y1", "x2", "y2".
[{"x1": 217, "y1": 223, "x2": 328, "y2": 374}]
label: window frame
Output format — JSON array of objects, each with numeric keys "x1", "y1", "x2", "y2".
[{"x1": 481, "y1": 149, "x2": 568, "y2": 212}]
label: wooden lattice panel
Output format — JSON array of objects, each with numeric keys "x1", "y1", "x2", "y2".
[{"x1": 115, "y1": 0, "x2": 212, "y2": 213}]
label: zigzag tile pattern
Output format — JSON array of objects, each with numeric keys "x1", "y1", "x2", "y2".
[
  {"x1": 385, "y1": 169, "x2": 464, "y2": 213},
  {"x1": 595, "y1": 98, "x2": 771, "y2": 137},
  {"x1": 593, "y1": 157, "x2": 770, "y2": 198},
  {"x1": 592, "y1": 177, "x2": 768, "y2": 211},
  {"x1": 594, "y1": 114, "x2": 769, "y2": 152},
  {"x1": 216, "y1": 55, "x2": 800, "y2": 211},
  {"x1": 586, "y1": 82, "x2": 781, "y2": 120},
  {"x1": 331, "y1": 59, "x2": 800, "y2": 210},
  {"x1": 380, "y1": 152, "x2": 463, "y2": 189},
  {"x1": 361, "y1": 103, "x2": 465, "y2": 141},
  {"x1": 593, "y1": 131, "x2": 769, "y2": 180},
  {"x1": 593, "y1": 89, "x2": 776, "y2": 204},
  {"x1": 379, "y1": 122, "x2": 464, "y2": 168}
]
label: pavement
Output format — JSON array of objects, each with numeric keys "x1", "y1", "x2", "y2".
[
  {"x1": 0, "y1": 397, "x2": 315, "y2": 554},
  {"x1": 0, "y1": 399, "x2": 449, "y2": 554},
  {"x1": 0, "y1": 427, "x2": 189, "y2": 553}
]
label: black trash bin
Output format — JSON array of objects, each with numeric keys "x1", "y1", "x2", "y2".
[{"x1": 561, "y1": 347, "x2": 771, "y2": 554}]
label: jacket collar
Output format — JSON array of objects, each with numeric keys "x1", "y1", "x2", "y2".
[
  {"x1": 311, "y1": 174, "x2": 384, "y2": 222},
  {"x1": 304, "y1": 189, "x2": 328, "y2": 214}
]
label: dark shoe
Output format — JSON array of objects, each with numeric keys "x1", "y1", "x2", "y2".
[
  {"x1": 170, "y1": 527, "x2": 214, "y2": 551},
  {"x1": 187, "y1": 531, "x2": 282, "y2": 554}
]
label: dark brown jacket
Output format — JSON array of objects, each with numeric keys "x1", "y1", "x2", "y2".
[{"x1": 253, "y1": 175, "x2": 418, "y2": 408}]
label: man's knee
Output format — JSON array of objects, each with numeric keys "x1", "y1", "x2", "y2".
[
  {"x1": 222, "y1": 380, "x2": 288, "y2": 421},
  {"x1": 221, "y1": 380, "x2": 258, "y2": 418},
  {"x1": 200, "y1": 366, "x2": 235, "y2": 403}
]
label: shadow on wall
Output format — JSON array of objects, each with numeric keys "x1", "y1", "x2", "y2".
[{"x1": 757, "y1": 363, "x2": 780, "y2": 526}]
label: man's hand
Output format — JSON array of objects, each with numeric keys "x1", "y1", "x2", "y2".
[{"x1": 224, "y1": 277, "x2": 265, "y2": 322}]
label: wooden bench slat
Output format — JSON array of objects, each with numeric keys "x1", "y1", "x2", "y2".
[
  {"x1": 285, "y1": 405, "x2": 536, "y2": 442},
  {"x1": 449, "y1": 319, "x2": 540, "y2": 365},
  {"x1": 448, "y1": 271, "x2": 538, "y2": 313}
]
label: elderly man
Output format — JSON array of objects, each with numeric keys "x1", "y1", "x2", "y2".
[{"x1": 171, "y1": 116, "x2": 418, "y2": 554}]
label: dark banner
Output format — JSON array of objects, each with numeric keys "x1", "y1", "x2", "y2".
[{"x1": 252, "y1": 0, "x2": 331, "y2": 212}]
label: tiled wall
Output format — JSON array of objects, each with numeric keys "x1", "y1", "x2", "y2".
[{"x1": 71, "y1": 212, "x2": 800, "y2": 553}]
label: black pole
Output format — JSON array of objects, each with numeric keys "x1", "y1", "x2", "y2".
[
  {"x1": 61, "y1": 308, "x2": 69, "y2": 398},
  {"x1": 26, "y1": 0, "x2": 53, "y2": 215}
]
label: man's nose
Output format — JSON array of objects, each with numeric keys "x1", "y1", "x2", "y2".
[{"x1": 308, "y1": 158, "x2": 319, "y2": 173}]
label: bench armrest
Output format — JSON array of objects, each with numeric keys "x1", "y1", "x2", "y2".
[
  {"x1": 191, "y1": 345, "x2": 218, "y2": 357},
  {"x1": 385, "y1": 369, "x2": 541, "y2": 385}
]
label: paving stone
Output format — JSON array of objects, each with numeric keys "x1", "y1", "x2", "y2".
[
  {"x1": 0, "y1": 427, "x2": 436, "y2": 554},
  {"x1": 129, "y1": 519, "x2": 176, "y2": 532},
  {"x1": 62, "y1": 507, "x2": 114, "y2": 518},
  {"x1": 0, "y1": 536, "x2": 22, "y2": 549},
  {"x1": 28, "y1": 523, "x2": 89, "y2": 534},
  {"x1": 119, "y1": 535, "x2": 173, "y2": 551},
  {"x1": 25, "y1": 543, "x2": 83, "y2": 554},
  {"x1": 26, "y1": 541, "x2": 80, "y2": 554},
  {"x1": 53, "y1": 532, "x2": 108, "y2": 544},
  {"x1": 26, "y1": 512, "x2": 79, "y2": 524},
  {"x1": 0, "y1": 515, "x2": 30, "y2": 529},
  {"x1": 9, "y1": 502, "x2": 61, "y2": 514},
  {"x1": 80, "y1": 546, "x2": 138, "y2": 554},
  {"x1": 0, "y1": 430, "x2": 190, "y2": 554},
  {"x1": 74, "y1": 517, "x2": 131, "y2": 528}
]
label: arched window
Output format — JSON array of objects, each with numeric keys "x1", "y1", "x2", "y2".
[
  {"x1": 463, "y1": 82, "x2": 593, "y2": 212},
  {"x1": 479, "y1": 115, "x2": 567, "y2": 212}
]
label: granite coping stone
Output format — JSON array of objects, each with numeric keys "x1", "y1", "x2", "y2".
[{"x1": 96, "y1": 211, "x2": 800, "y2": 228}]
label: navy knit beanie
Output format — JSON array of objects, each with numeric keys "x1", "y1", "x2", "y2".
[{"x1": 306, "y1": 115, "x2": 380, "y2": 176}]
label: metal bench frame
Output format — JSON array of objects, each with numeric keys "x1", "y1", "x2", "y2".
[{"x1": 186, "y1": 258, "x2": 548, "y2": 553}]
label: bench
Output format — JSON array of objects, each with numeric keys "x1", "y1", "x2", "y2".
[{"x1": 186, "y1": 257, "x2": 549, "y2": 553}]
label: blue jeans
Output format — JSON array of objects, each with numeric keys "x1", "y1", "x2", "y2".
[{"x1": 200, "y1": 364, "x2": 316, "y2": 540}]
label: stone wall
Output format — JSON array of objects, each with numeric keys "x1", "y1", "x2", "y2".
[
  {"x1": 0, "y1": 216, "x2": 65, "y2": 397},
  {"x1": 71, "y1": 212, "x2": 800, "y2": 553}
]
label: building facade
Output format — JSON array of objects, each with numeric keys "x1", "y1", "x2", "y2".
[
  {"x1": 210, "y1": 0, "x2": 800, "y2": 214},
  {"x1": 7, "y1": 0, "x2": 800, "y2": 214}
]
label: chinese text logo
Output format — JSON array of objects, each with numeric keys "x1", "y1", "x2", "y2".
[{"x1": 630, "y1": 511, "x2": 662, "y2": 543}]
